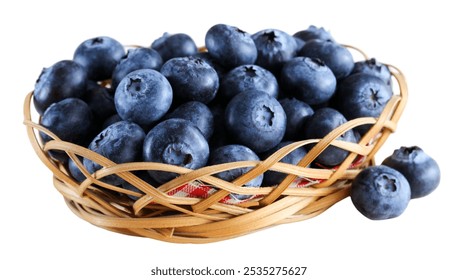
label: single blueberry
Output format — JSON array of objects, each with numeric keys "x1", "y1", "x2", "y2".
[
  {"x1": 111, "y1": 47, "x2": 163, "y2": 91},
  {"x1": 114, "y1": 69, "x2": 173, "y2": 127},
  {"x1": 303, "y1": 107, "x2": 357, "y2": 167},
  {"x1": 281, "y1": 57, "x2": 337, "y2": 105},
  {"x1": 73, "y1": 36, "x2": 125, "y2": 81},
  {"x1": 382, "y1": 146, "x2": 440, "y2": 199},
  {"x1": 151, "y1": 32, "x2": 198, "y2": 62},
  {"x1": 220, "y1": 64, "x2": 279, "y2": 101},
  {"x1": 83, "y1": 81, "x2": 116, "y2": 121},
  {"x1": 351, "y1": 165, "x2": 411, "y2": 220},
  {"x1": 209, "y1": 144, "x2": 263, "y2": 200},
  {"x1": 208, "y1": 102, "x2": 232, "y2": 149},
  {"x1": 83, "y1": 121, "x2": 146, "y2": 185},
  {"x1": 351, "y1": 58, "x2": 392, "y2": 87},
  {"x1": 33, "y1": 60, "x2": 87, "y2": 115},
  {"x1": 68, "y1": 156, "x2": 86, "y2": 182},
  {"x1": 161, "y1": 57, "x2": 219, "y2": 104},
  {"x1": 205, "y1": 24, "x2": 257, "y2": 69},
  {"x1": 143, "y1": 118, "x2": 209, "y2": 184},
  {"x1": 293, "y1": 25, "x2": 335, "y2": 43},
  {"x1": 225, "y1": 90, "x2": 286, "y2": 153},
  {"x1": 279, "y1": 97, "x2": 314, "y2": 141}
]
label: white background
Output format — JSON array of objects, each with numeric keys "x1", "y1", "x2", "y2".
[{"x1": 1, "y1": 0, "x2": 456, "y2": 279}]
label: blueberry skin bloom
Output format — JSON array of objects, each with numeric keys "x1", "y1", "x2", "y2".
[
  {"x1": 73, "y1": 36, "x2": 125, "y2": 81},
  {"x1": 209, "y1": 144, "x2": 263, "y2": 200},
  {"x1": 83, "y1": 121, "x2": 146, "y2": 185},
  {"x1": 225, "y1": 90, "x2": 287, "y2": 153},
  {"x1": 220, "y1": 64, "x2": 279, "y2": 101},
  {"x1": 33, "y1": 60, "x2": 87, "y2": 115},
  {"x1": 298, "y1": 39, "x2": 354, "y2": 80},
  {"x1": 351, "y1": 165, "x2": 411, "y2": 220},
  {"x1": 161, "y1": 57, "x2": 219, "y2": 104},
  {"x1": 205, "y1": 24, "x2": 257, "y2": 69},
  {"x1": 151, "y1": 32, "x2": 198, "y2": 62},
  {"x1": 382, "y1": 146, "x2": 441, "y2": 199},
  {"x1": 281, "y1": 57, "x2": 337, "y2": 105},
  {"x1": 143, "y1": 118, "x2": 209, "y2": 184},
  {"x1": 114, "y1": 69, "x2": 173, "y2": 127},
  {"x1": 111, "y1": 47, "x2": 163, "y2": 91}
]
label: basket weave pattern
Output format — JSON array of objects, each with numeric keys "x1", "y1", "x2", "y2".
[{"x1": 23, "y1": 58, "x2": 407, "y2": 243}]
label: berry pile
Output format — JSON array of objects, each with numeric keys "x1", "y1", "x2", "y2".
[{"x1": 32, "y1": 24, "x2": 440, "y2": 220}]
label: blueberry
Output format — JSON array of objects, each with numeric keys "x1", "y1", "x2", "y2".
[
  {"x1": 114, "y1": 69, "x2": 173, "y2": 127},
  {"x1": 220, "y1": 64, "x2": 279, "y2": 101},
  {"x1": 351, "y1": 58, "x2": 392, "y2": 87},
  {"x1": 164, "y1": 101, "x2": 214, "y2": 140},
  {"x1": 298, "y1": 39, "x2": 354, "y2": 80},
  {"x1": 293, "y1": 25, "x2": 335, "y2": 43},
  {"x1": 102, "y1": 114, "x2": 122, "y2": 130},
  {"x1": 303, "y1": 107, "x2": 357, "y2": 166},
  {"x1": 334, "y1": 73, "x2": 393, "y2": 135},
  {"x1": 39, "y1": 98, "x2": 94, "y2": 162},
  {"x1": 351, "y1": 165, "x2": 411, "y2": 220},
  {"x1": 251, "y1": 28, "x2": 297, "y2": 73},
  {"x1": 205, "y1": 24, "x2": 257, "y2": 69},
  {"x1": 84, "y1": 121, "x2": 146, "y2": 185},
  {"x1": 261, "y1": 141, "x2": 307, "y2": 186},
  {"x1": 83, "y1": 81, "x2": 116, "y2": 121},
  {"x1": 161, "y1": 57, "x2": 219, "y2": 104},
  {"x1": 68, "y1": 156, "x2": 86, "y2": 182},
  {"x1": 151, "y1": 32, "x2": 198, "y2": 62},
  {"x1": 281, "y1": 57, "x2": 337, "y2": 105},
  {"x1": 191, "y1": 52, "x2": 227, "y2": 79},
  {"x1": 209, "y1": 144, "x2": 263, "y2": 200},
  {"x1": 382, "y1": 146, "x2": 440, "y2": 199},
  {"x1": 111, "y1": 47, "x2": 163, "y2": 91},
  {"x1": 143, "y1": 118, "x2": 209, "y2": 184},
  {"x1": 225, "y1": 90, "x2": 286, "y2": 153},
  {"x1": 208, "y1": 102, "x2": 232, "y2": 149},
  {"x1": 73, "y1": 36, "x2": 125, "y2": 81},
  {"x1": 33, "y1": 60, "x2": 87, "y2": 115},
  {"x1": 279, "y1": 97, "x2": 314, "y2": 141}
]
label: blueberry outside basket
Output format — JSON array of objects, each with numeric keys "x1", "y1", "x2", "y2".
[{"x1": 23, "y1": 46, "x2": 408, "y2": 243}]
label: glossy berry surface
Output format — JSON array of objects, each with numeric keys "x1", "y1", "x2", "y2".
[
  {"x1": 143, "y1": 118, "x2": 209, "y2": 183},
  {"x1": 151, "y1": 32, "x2": 198, "y2": 62},
  {"x1": 83, "y1": 121, "x2": 146, "y2": 185},
  {"x1": 205, "y1": 24, "x2": 257, "y2": 69},
  {"x1": 209, "y1": 144, "x2": 263, "y2": 200},
  {"x1": 114, "y1": 69, "x2": 173, "y2": 127},
  {"x1": 161, "y1": 57, "x2": 219, "y2": 104},
  {"x1": 73, "y1": 36, "x2": 125, "y2": 81},
  {"x1": 225, "y1": 90, "x2": 286, "y2": 153},
  {"x1": 33, "y1": 60, "x2": 87, "y2": 115},
  {"x1": 220, "y1": 64, "x2": 279, "y2": 101},
  {"x1": 281, "y1": 56, "x2": 336, "y2": 105},
  {"x1": 382, "y1": 146, "x2": 440, "y2": 199},
  {"x1": 351, "y1": 165, "x2": 411, "y2": 220}
]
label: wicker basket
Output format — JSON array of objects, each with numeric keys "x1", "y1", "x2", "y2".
[{"x1": 23, "y1": 47, "x2": 407, "y2": 243}]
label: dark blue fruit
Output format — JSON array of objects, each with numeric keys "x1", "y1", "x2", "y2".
[
  {"x1": 279, "y1": 97, "x2": 314, "y2": 141},
  {"x1": 143, "y1": 118, "x2": 209, "y2": 184},
  {"x1": 251, "y1": 28, "x2": 297, "y2": 73},
  {"x1": 68, "y1": 156, "x2": 86, "y2": 182},
  {"x1": 303, "y1": 107, "x2": 357, "y2": 166},
  {"x1": 102, "y1": 114, "x2": 122, "y2": 130},
  {"x1": 73, "y1": 36, "x2": 125, "y2": 81},
  {"x1": 261, "y1": 141, "x2": 307, "y2": 186},
  {"x1": 151, "y1": 32, "x2": 198, "y2": 62},
  {"x1": 220, "y1": 64, "x2": 279, "y2": 101},
  {"x1": 351, "y1": 165, "x2": 411, "y2": 220},
  {"x1": 205, "y1": 24, "x2": 257, "y2": 69},
  {"x1": 225, "y1": 90, "x2": 286, "y2": 153},
  {"x1": 161, "y1": 57, "x2": 219, "y2": 104},
  {"x1": 164, "y1": 101, "x2": 214, "y2": 140},
  {"x1": 334, "y1": 73, "x2": 393, "y2": 135},
  {"x1": 192, "y1": 51, "x2": 227, "y2": 79},
  {"x1": 293, "y1": 25, "x2": 335, "y2": 43},
  {"x1": 351, "y1": 58, "x2": 392, "y2": 87},
  {"x1": 83, "y1": 81, "x2": 116, "y2": 121},
  {"x1": 298, "y1": 39, "x2": 354, "y2": 80},
  {"x1": 208, "y1": 102, "x2": 232, "y2": 149},
  {"x1": 33, "y1": 60, "x2": 87, "y2": 115},
  {"x1": 209, "y1": 144, "x2": 263, "y2": 200},
  {"x1": 382, "y1": 146, "x2": 440, "y2": 199},
  {"x1": 114, "y1": 69, "x2": 173, "y2": 127},
  {"x1": 111, "y1": 47, "x2": 163, "y2": 91},
  {"x1": 83, "y1": 121, "x2": 146, "y2": 185},
  {"x1": 281, "y1": 57, "x2": 337, "y2": 105}
]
